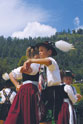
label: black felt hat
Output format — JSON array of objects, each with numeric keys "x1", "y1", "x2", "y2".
[
  {"x1": 36, "y1": 41, "x2": 57, "y2": 56},
  {"x1": 64, "y1": 70, "x2": 75, "y2": 78}
]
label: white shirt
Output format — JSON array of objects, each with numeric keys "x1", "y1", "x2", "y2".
[
  {"x1": 0, "y1": 88, "x2": 16, "y2": 104},
  {"x1": 46, "y1": 57, "x2": 61, "y2": 86},
  {"x1": 12, "y1": 64, "x2": 40, "y2": 80},
  {"x1": 64, "y1": 84, "x2": 77, "y2": 104}
]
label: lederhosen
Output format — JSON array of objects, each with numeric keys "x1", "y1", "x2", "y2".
[
  {"x1": 0, "y1": 89, "x2": 12, "y2": 120},
  {"x1": 5, "y1": 73, "x2": 39, "y2": 124},
  {"x1": 57, "y1": 84, "x2": 77, "y2": 124}
]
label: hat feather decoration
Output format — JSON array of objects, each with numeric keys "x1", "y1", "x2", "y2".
[
  {"x1": 55, "y1": 40, "x2": 75, "y2": 52},
  {"x1": 2, "y1": 73, "x2": 9, "y2": 80}
]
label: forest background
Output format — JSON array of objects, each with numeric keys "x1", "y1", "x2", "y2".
[
  {"x1": 0, "y1": 29, "x2": 83, "y2": 116},
  {"x1": 0, "y1": 29, "x2": 83, "y2": 123}
]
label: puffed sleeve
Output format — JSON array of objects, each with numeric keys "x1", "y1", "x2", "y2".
[
  {"x1": 29, "y1": 63, "x2": 40, "y2": 75},
  {"x1": 11, "y1": 66, "x2": 22, "y2": 80},
  {"x1": 64, "y1": 85, "x2": 77, "y2": 104},
  {"x1": 47, "y1": 57, "x2": 59, "y2": 72}
]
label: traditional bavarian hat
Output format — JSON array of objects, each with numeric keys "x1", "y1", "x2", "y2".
[{"x1": 63, "y1": 70, "x2": 75, "y2": 78}]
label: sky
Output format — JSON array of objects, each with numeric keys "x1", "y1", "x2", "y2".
[{"x1": 0, "y1": 0, "x2": 83, "y2": 38}]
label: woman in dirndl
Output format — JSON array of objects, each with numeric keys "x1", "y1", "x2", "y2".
[{"x1": 5, "y1": 46, "x2": 40, "y2": 124}]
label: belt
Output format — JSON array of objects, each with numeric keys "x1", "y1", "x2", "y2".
[
  {"x1": 64, "y1": 98, "x2": 70, "y2": 103},
  {"x1": 23, "y1": 80, "x2": 38, "y2": 87},
  {"x1": 48, "y1": 82, "x2": 61, "y2": 87}
]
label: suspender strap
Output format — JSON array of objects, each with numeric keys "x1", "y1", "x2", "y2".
[{"x1": 39, "y1": 65, "x2": 47, "y2": 89}]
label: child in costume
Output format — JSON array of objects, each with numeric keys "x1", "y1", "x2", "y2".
[
  {"x1": 57, "y1": 70, "x2": 82, "y2": 124},
  {"x1": 5, "y1": 46, "x2": 40, "y2": 124},
  {"x1": 24, "y1": 41, "x2": 61, "y2": 124}
]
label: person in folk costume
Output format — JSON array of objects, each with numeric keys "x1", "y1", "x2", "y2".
[
  {"x1": 5, "y1": 46, "x2": 40, "y2": 124},
  {"x1": 62, "y1": 70, "x2": 82, "y2": 98},
  {"x1": 0, "y1": 74, "x2": 16, "y2": 124},
  {"x1": 56, "y1": 70, "x2": 82, "y2": 124},
  {"x1": 23, "y1": 41, "x2": 62, "y2": 124}
]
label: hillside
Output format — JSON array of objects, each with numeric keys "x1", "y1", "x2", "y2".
[{"x1": 0, "y1": 31, "x2": 83, "y2": 86}]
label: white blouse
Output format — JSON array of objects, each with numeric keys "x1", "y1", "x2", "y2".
[
  {"x1": 11, "y1": 63, "x2": 40, "y2": 80},
  {"x1": 64, "y1": 84, "x2": 77, "y2": 104},
  {"x1": 45, "y1": 57, "x2": 61, "y2": 86}
]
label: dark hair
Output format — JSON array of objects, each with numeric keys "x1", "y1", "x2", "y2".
[{"x1": 36, "y1": 41, "x2": 57, "y2": 56}]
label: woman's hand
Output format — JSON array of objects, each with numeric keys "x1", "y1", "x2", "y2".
[{"x1": 16, "y1": 84, "x2": 22, "y2": 92}]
